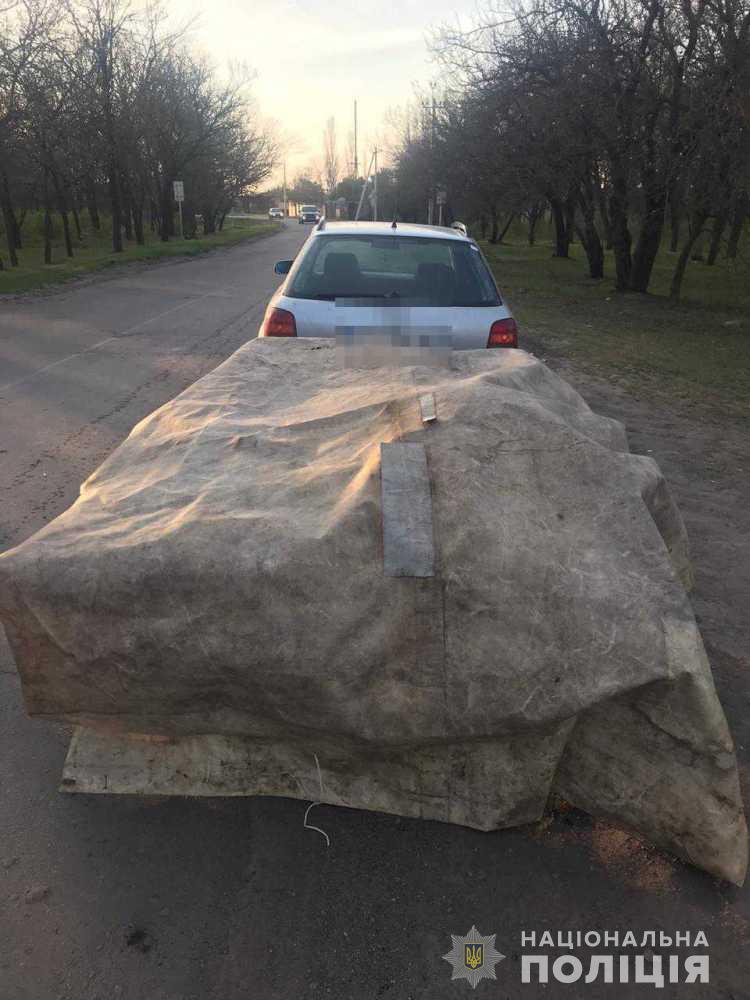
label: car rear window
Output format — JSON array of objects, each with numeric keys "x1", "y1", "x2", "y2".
[{"x1": 286, "y1": 235, "x2": 501, "y2": 306}]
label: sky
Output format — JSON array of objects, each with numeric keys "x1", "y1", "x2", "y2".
[{"x1": 169, "y1": 0, "x2": 479, "y2": 187}]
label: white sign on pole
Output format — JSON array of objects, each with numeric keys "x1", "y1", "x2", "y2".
[
  {"x1": 436, "y1": 188, "x2": 447, "y2": 206},
  {"x1": 173, "y1": 180, "x2": 185, "y2": 238}
]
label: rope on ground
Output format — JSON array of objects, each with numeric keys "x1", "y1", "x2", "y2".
[{"x1": 303, "y1": 753, "x2": 331, "y2": 847}]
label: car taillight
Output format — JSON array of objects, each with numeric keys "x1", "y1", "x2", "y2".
[
  {"x1": 487, "y1": 318, "x2": 518, "y2": 348},
  {"x1": 262, "y1": 307, "x2": 297, "y2": 337}
]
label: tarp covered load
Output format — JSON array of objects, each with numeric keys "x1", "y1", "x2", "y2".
[{"x1": 0, "y1": 339, "x2": 745, "y2": 883}]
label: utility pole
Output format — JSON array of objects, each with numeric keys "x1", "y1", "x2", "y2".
[
  {"x1": 423, "y1": 89, "x2": 445, "y2": 226},
  {"x1": 353, "y1": 100, "x2": 358, "y2": 178},
  {"x1": 373, "y1": 145, "x2": 378, "y2": 222},
  {"x1": 355, "y1": 148, "x2": 376, "y2": 220},
  {"x1": 427, "y1": 89, "x2": 435, "y2": 226},
  {"x1": 282, "y1": 163, "x2": 287, "y2": 216},
  {"x1": 429, "y1": 90, "x2": 436, "y2": 225}
]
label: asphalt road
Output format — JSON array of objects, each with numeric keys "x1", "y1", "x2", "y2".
[{"x1": 0, "y1": 227, "x2": 746, "y2": 1000}]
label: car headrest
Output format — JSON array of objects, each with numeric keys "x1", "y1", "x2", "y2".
[
  {"x1": 416, "y1": 262, "x2": 453, "y2": 287},
  {"x1": 323, "y1": 252, "x2": 361, "y2": 279}
]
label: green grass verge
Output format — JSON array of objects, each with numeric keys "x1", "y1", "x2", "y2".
[
  {"x1": 483, "y1": 238, "x2": 750, "y2": 421},
  {"x1": 0, "y1": 217, "x2": 282, "y2": 295}
]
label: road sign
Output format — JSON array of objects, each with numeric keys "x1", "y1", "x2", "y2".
[
  {"x1": 436, "y1": 188, "x2": 447, "y2": 206},
  {"x1": 173, "y1": 180, "x2": 185, "y2": 238}
]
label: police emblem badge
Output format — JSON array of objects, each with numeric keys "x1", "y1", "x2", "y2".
[{"x1": 442, "y1": 925, "x2": 505, "y2": 989}]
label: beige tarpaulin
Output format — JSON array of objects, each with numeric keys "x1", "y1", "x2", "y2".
[{"x1": 0, "y1": 339, "x2": 745, "y2": 883}]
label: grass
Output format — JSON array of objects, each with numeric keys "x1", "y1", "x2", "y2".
[
  {"x1": 0, "y1": 214, "x2": 281, "y2": 295},
  {"x1": 482, "y1": 229, "x2": 750, "y2": 421}
]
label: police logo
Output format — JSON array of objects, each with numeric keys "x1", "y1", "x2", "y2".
[{"x1": 443, "y1": 926, "x2": 505, "y2": 989}]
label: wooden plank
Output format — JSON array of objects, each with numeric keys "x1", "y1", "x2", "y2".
[
  {"x1": 380, "y1": 441, "x2": 435, "y2": 578},
  {"x1": 60, "y1": 727, "x2": 330, "y2": 800},
  {"x1": 419, "y1": 393, "x2": 437, "y2": 423}
]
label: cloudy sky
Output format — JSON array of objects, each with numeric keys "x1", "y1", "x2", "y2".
[{"x1": 170, "y1": 0, "x2": 477, "y2": 184}]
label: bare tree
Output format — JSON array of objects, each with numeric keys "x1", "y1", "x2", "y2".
[
  {"x1": 428, "y1": 0, "x2": 749, "y2": 297},
  {"x1": 0, "y1": 0, "x2": 278, "y2": 265},
  {"x1": 322, "y1": 116, "x2": 339, "y2": 196},
  {"x1": 0, "y1": 0, "x2": 56, "y2": 266}
]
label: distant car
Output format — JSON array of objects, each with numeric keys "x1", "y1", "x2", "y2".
[
  {"x1": 259, "y1": 220, "x2": 518, "y2": 349},
  {"x1": 269, "y1": 207, "x2": 285, "y2": 220},
  {"x1": 299, "y1": 205, "x2": 321, "y2": 224}
]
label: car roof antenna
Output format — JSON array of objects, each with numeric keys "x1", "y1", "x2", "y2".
[
  {"x1": 317, "y1": 216, "x2": 326, "y2": 231},
  {"x1": 391, "y1": 217, "x2": 397, "y2": 229}
]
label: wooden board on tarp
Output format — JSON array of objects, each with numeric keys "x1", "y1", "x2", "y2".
[{"x1": 380, "y1": 441, "x2": 435, "y2": 578}]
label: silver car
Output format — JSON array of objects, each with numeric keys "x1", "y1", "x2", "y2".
[
  {"x1": 258, "y1": 221, "x2": 518, "y2": 350},
  {"x1": 298, "y1": 205, "x2": 321, "y2": 224}
]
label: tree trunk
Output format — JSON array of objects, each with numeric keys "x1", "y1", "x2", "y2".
[
  {"x1": 123, "y1": 204, "x2": 133, "y2": 241},
  {"x1": 159, "y1": 180, "x2": 173, "y2": 241},
  {"x1": 50, "y1": 169, "x2": 74, "y2": 258},
  {"x1": 726, "y1": 193, "x2": 746, "y2": 259},
  {"x1": 43, "y1": 168, "x2": 53, "y2": 265},
  {"x1": 86, "y1": 178, "x2": 101, "y2": 230},
  {"x1": 564, "y1": 194, "x2": 576, "y2": 245},
  {"x1": 630, "y1": 148, "x2": 666, "y2": 292},
  {"x1": 17, "y1": 206, "x2": 26, "y2": 244},
  {"x1": 133, "y1": 202, "x2": 145, "y2": 245},
  {"x1": 577, "y1": 176, "x2": 605, "y2": 279},
  {"x1": 630, "y1": 191, "x2": 665, "y2": 292},
  {"x1": 608, "y1": 172, "x2": 632, "y2": 291},
  {"x1": 10, "y1": 199, "x2": 22, "y2": 249},
  {"x1": 489, "y1": 204, "x2": 499, "y2": 244},
  {"x1": 0, "y1": 166, "x2": 19, "y2": 267},
  {"x1": 706, "y1": 215, "x2": 726, "y2": 266},
  {"x1": 492, "y1": 213, "x2": 515, "y2": 244},
  {"x1": 576, "y1": 214, "x2": 604, "y2": 280},
  {"x1": 527, "y1": 204, "x2": 540, "y2": 246},
  {"x1": 121, "y1": 177, "x2": 134, "y2": 241},
  {"x1": 669, "y1": 213, "x2": 681, "y2": 253},
  {"x1": 60, "y1": 209, "x2": 73, "y2": 257},
  {"x1": 72, "y1": 204, "x2": 82, "y2": 240},
  {"x1": 184, "y1": 205, "x2": 197, "y2": 238},
  {"x1": 668, "y1": 194, "x2": 682, "y2": 251},
  {"x1": 595, "y1": 185, "x2": 612, "y2": 249},
  {"x1": 670, "y1": 214, "x2": 708, "y2": 301},
  {"x1": 108, "y1": 161, "x2": 123, "y2": 252},
  {"x1": 667, "y1": 176, "x2": 685, "y2": 253},
  {"x1": 549, "y1": 196, "x2": 569, "y2": 257},
  {"x1": 479, "y1": 214, "x2": 487, "y2": 240}
]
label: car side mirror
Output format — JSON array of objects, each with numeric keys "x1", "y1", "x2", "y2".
[{"x1": 274, "y1": 259, "x2": 293, "y2": 275}]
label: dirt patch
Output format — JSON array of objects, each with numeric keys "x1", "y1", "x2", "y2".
[
  {"x1": 537, "y1": 804, "x2": 678, "y2": 892},
  {"x1": 591, "y1": 822, "x2": 676, "y2": 893}
]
